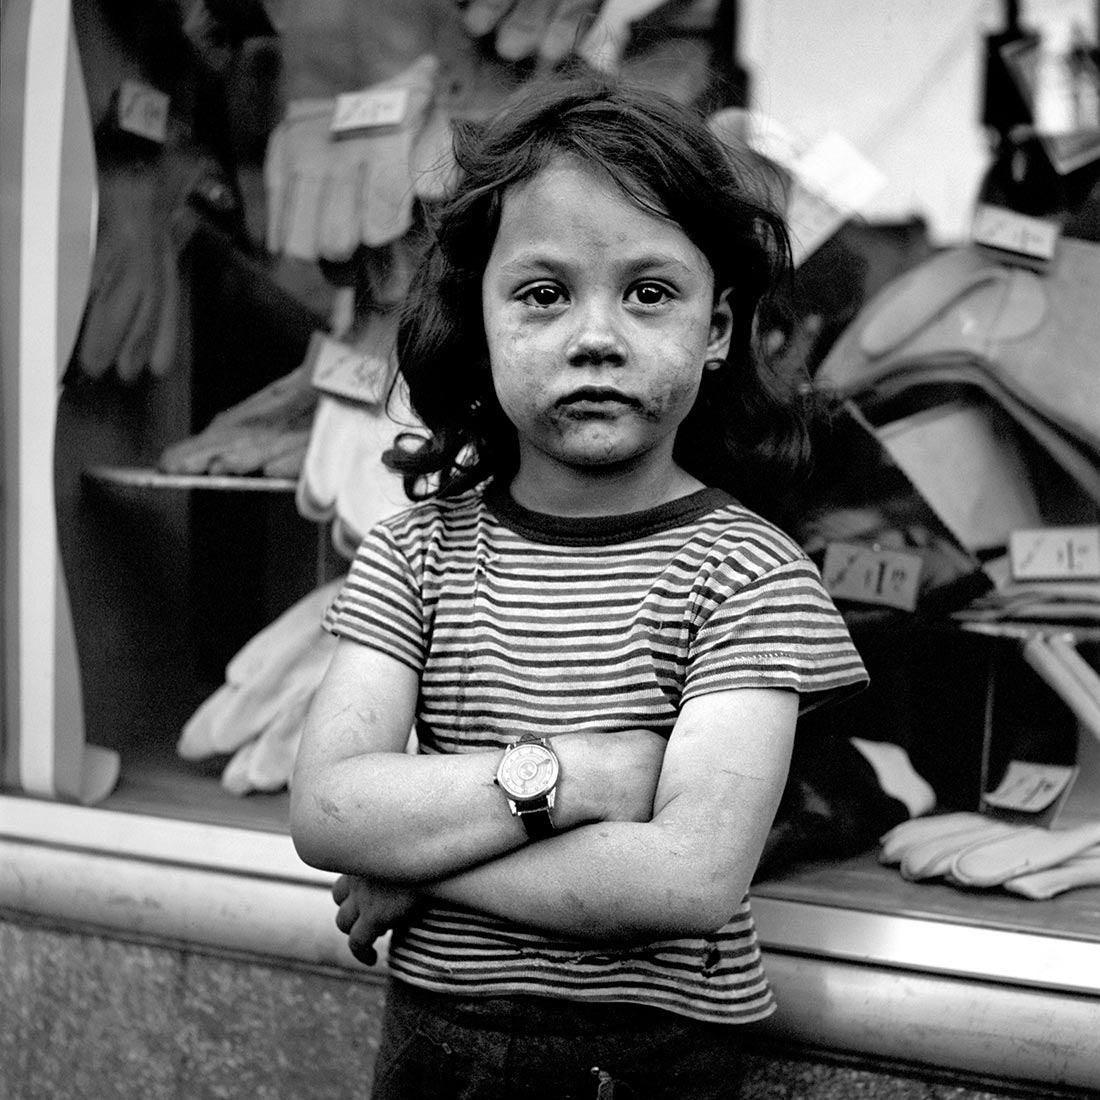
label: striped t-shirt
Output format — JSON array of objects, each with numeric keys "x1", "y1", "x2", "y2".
[{"x1": 325, "y1": 480, "x2": 867, "y2": 1024}]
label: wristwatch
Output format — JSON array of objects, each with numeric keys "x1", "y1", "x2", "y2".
[{"x1": 494, "y1": 734, "x2": 560, "y2": 840}]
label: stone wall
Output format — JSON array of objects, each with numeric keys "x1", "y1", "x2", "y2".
[{"x1": 0, "y1": 916, "x2": 1053, "y2": 1100}]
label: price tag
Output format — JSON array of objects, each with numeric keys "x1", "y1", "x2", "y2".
[
  {"x1": 116, "y1": 80, "x2": 169, "y2": 144},
  {"x1": 795, "y1": 131, "x2": 886, "y2": 213},
  {"x1": 331, "y1": 87, "x2": 409, "y2": 135},
  {"x1": 972, "y1": 203, "x2": 1060, "y2": 265},
  {"x1": 786, "y1": 132, "x2": 885, "y2": 267},
  {"x1": 307, "y1": 332, "x2": 390, "y2": 405},
  {"x1": 983, "y1": 761, "x2": 1078, "y2": 814},
  {"x1": 1009, "y1": 526, "x2": 1100, "y2": 580},
  {"x1": 786, "y1": 187, "x2": 848, "y2": 269},
  {"x1": 821, "y1": 542, "x2": 923, "y2": 611}
]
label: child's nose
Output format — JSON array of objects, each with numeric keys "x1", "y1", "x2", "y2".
[{"x1": 565, "y1": 299, "x2": 626, "y2": 366}]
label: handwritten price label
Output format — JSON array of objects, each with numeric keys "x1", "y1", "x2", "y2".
[
  {"x1": 307, "y1": 332, "x2": 390, "y2": 405},
  {"x1": 331, "y1": 88, "x2": 408, "y2": 135},
  {"x1": 116, "y1": 80, "x2": 169, "y2": 144},
  {"x1": 822, "y1": 542, "x2": 923, "y2": 612},
  {"x1": 787, "y1": 132, "x2": 886, "y2": 267},
  {"x1": 972, "y1": 204, "x2": 1059, "y2": 264},
  {"x1": 984, "y1": 761, "x2": 1077, "y2": 814},
  {"x1": 1009, "y1": 525, "x2": 1100, "y2": 580}
]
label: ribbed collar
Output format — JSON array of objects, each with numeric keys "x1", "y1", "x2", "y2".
[{"x1": 482, "y1": 481, "x2": 735, "y2": 546}]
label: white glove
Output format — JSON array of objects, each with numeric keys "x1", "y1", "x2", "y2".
[
  {"x1": 948, "y1": 820, "x2": 1100, "y2": 888},
  {"x1": 1004, "y1": 846, "x2": 1100, "y2": 899},
  {"x1": 881, "y1": 812, "x2": 1100, "y2": 893},
  {"x1": 264, "y1": 54, "x2": 451, "y2": 261},
  {"x1": 220, "y1": 684, "x2": 315, "y2": 795},
  {"x1": 849, "y1": 738, "x2": 936, "y2": 819},
  {"x1": 177, "y1": 578, "x2": 343, "y2": 761},
  {"x1": 898, "y1": 818, "x2": 1017, "y2": 881},
  {"x1": 158, "y1": 363, "x2": 318, "y2": 476},
  {"x1": 878, "y1": 812, "x2": 989, "y2": 865},
  {"x1": 296, "y1": 311, "x2": 420, "y2": 552}
]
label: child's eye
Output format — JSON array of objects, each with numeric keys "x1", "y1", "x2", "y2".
[
  {"x1": 628, "y1": 283, "x2": 672, "y2": 306},
  {"x1": 519, "y1": 284, "x2": 566, "y2": 308}
]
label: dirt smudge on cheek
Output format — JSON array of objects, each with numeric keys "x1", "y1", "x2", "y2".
[{"x1": 319, "y1": 796, "x2": 346, "y2": 822}]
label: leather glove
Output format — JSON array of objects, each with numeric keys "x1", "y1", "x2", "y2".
[
  {"x1": 898, "y1": 818, "x2": 1017, "y2": 881},
  {"x1": 880, "y1": 812, "x2": 1100, "y2": 892},
  {"x1": 74, "y1": 142, "x2": 236, "y2": 382},
  {"x1": 297, "y1": 389, "x2": 417, "y2": 553},
  {"x1": 220, "y1": 682, "x2": 315, "y2": 794},
  {"x1": 948, "y1": 820, "x2": 1100, "y2": 889},
  {"x1": 879, "y1": 811, "x2": 991, "y2": 865},
  {"x1": 158, "y1": 361, "x2": 319, "y2": 476},
  {"x1": 1004, "y1": 846, "x2": 1100, "y2": 899},
  {"x1": 263, "y1": 53, "x2": 447, "y2": 261}
]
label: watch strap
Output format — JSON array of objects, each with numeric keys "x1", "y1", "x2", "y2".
[{"x1": 515, "y1": 796, "x2": 556, "y2": 841}]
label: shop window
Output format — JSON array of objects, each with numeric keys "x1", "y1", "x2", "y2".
[{"x1": 3, "y1": 3, "x2": 1100, "y2": 1091}]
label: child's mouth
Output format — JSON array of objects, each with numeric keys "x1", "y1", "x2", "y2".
[{"x1": 558, "y1": 388, "x2": 639, "y2": 412}]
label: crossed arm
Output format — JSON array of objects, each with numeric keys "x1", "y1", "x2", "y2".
[{"x1": 289, "y1": 637, "x2": 797, "y2": 962}]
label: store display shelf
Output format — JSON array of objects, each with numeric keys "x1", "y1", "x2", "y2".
[
  {"x1": 83, "y1": 464, "x2": 298, "y2": 493},
  {"x1": 957, "y1": 618, "x2": 1100, "y2": 643},
  {"x1": 753, "y1": 852, "x2": 1100, "y2": 993}
]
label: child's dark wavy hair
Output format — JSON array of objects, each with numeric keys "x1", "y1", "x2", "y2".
[{"x1": 386, "y1": 72, "x2": 810, "y2": 517}]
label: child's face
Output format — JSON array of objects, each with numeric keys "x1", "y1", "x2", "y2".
[{"x1": 481, "y1": 156, "x2": 733, "y2": 497}]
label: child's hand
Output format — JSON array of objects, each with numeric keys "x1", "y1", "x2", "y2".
[{"x1": 332, "y1": 874, "x2": 418, "y2": 966}]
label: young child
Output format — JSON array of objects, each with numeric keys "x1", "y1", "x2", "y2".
[{"x1": 290, "y1": 74, "x2": 868, "y2": 1100}]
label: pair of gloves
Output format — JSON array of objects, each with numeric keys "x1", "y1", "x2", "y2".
[
  {"x1": 177, "y1": 574, "x2": 418, "y2": 794},
  {"x1": 880, "y1": 811, "x2": 1100, "y2": 898},
  {"x1": 263, "y1": 53, "x2": 457, "y2": 264},
  {"x1": 177, "y1": 578, "x2": 342, "y2": 794},
  {"x1": 262, "y1": 2, "x2": 684, "y2": 265},
  {"x1": 459, "y1": 0, "x2": 667, "y2": 70},
  {"x1": 159, "y1": 304, "x2": 419, "y2": 554},
  {"x1": 173, "y1": 310, "x2": 422, "y2": 792}
]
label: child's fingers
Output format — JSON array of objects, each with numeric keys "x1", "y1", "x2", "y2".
[
  {"x1": 335, "y1": 894, "x2": 360, "y2": 936},
  {"x1": 347, "y1": 917, "x2": 380, "y2": 966},
  {"x1": 349, "y1": 944, "x2": 378, "y2": 967},
  {"x1": 332, "y1": 873, "x2": 352, "y2": 905}
]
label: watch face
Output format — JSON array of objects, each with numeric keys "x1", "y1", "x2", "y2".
[{"x1": 497, "y1": 742, "x2": 559, "y2": 801}]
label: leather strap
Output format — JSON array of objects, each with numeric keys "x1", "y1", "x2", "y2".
[{"x1": 516, "y1": 796, "x2": 556, "y2": 841}]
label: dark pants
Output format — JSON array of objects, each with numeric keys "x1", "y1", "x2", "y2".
[{"x1": 370, "y1": 978, "x2": 754, "y2": 1100}]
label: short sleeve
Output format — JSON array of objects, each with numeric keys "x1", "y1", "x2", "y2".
[
  {"x1": 683, "y1": 557, "x2": 868, "y2": 712},
  {"x1": 323, "y1": 524, "x2": 426, "y2": 673}
]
